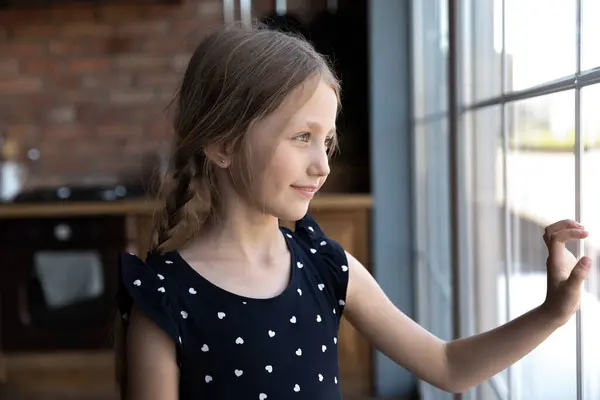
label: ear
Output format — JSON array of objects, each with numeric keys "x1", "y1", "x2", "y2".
[{"x1": 204, "y1": 143, "x2": 231, "y2": 168}]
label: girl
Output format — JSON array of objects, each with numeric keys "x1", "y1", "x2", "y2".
[{"x1": 115, "y1": 23, "x2": 592, "y2": 400}]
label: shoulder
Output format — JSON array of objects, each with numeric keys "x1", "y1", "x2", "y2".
[
  {"x1": 117, "y1": 252, "x2": 182, "y2": 348},
  {"x1": 286, "y1": 213, "x2": 350, "y2": 314},
  {"x1": 288, "y1": 213, "x2": 348, "y2": 267}
]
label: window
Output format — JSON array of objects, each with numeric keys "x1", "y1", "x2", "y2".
[{"x1": 412, "y1": 0, "x2": 600, "y2": 399}]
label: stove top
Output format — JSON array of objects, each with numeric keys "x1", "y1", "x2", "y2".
[{"x1": 9, "y1": 184, "x2": 147, "y2": 203}]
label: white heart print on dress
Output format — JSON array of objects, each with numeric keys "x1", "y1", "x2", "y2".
[
  {"x1": 334, "y1": 337, "x2": 338, "y2": 344},
  {"x1": 268, "y1": 330, "x2": 276, "y2": 337},
  {"x1": 322, "y1": 345, "x2": 327, "y2": 352},
  {"x1": 235, "y1": 369, "x2": 243, "y2": 377},
  {"x1": 181, "y1": 311, "x2": 188, "y2": 319},
  {"x1": 308, "y1": 226, "x2": 314, "y2": 232},
  {"x1": 265, "y1": 365, "x2": 273, "y2": 373},
  {"x1": 318, "y1": 374, "x2": 324, "y2": 382},
  {"x1": 201, "y1": 344, "x2": 209, "y2": 352},
  {"x1": 320, "y1": 240, "x2": 327, "y2": 246},
  {"x1": 259, "y1": 394, "x2": 268, "y2": 400},
  {"x1": 316, "y1": 314, "x2": 322, "y2": 322},
  {"x1": 286, "y1": 233, "x2": 292, "y2": 238},
  {"x1": 157, "y1": 287, "x2": 165, "y2": 293},
  {"x1": 334, "y1": 377, "x2": 338, "y2": 384},
  {"x1": 189, "y1": 287, "x2": 197, "y2": 294},
  {"x1": 294, "y1": 384, "x2": 301, "y2": 392},
  {"x1": 341, "y1": 265, "x2": 349, "y2": 272},
  {"x1": 218, "y1": 312, "x2": 226, "y2": 319},
  {"x1": 165, "y1": 260, "x2": 173, "y2": 264},
  {"x1": 133, "y1": 279, "x2": 141, "y2": 286},
  {"x1": 157, "y1": 273, "x2": 164, "y2": 280},
  {"x1": 297, "y1": 288, "x2": 302, "y2": 296},
  {"x1": 290, "y1": 316, "x2": 296, "y2": 323},
  {"x1": 235, "y1": 337, "x2": 244, "y2": 344},
  {"x1": 295, "y1": 348, "x2": 302, "y2": 356},
  {"x1": 339, "y1": 299, "x2": 345, "y2": 306},
  {"x1": 297, "y1": 262, "x2": 303, "y2": 269},
  {"x1": 310, "y1": 248, "x2": 317, "y2": 254},
  {"x1": 318, "y1": 283, "x2": 325, "y2": 291},
  {"x1": 205, "y1": 375, "x2": 212, "y2": 383}
]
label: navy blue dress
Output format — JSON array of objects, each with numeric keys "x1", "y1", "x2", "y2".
[{"x1": 117, "y1": 214, "x2": 350, "y2": 399}]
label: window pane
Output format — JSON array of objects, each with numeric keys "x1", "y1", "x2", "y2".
[
  {"x1": 414, "y1": 119, "x2": 453, "y2": 400},
  {"x1": 505, "y1": 0, "x2": 576, "y2": 92},
  {"x1": 506, "y1": 91, "x2": 576, "y2": 399},
  {"x1": 463, "y1": 105, "x2": 509, "y2": 393},
  {"x1": 581, "y1": 0, "x2": 600, "y2": 71},
  {"x1": 461, "y1": 0, "x2": 503, "y2": 104},
  {"x1": 581, "y1": 84, "x2": 600, "y2": 399},
  {"x1": 411, "y1": 0, "x2": 448, "y2": 118}
]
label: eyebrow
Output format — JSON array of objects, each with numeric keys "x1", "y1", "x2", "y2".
[{"x1": 306, "y1": 121, "x2": 336, "y2": 135}]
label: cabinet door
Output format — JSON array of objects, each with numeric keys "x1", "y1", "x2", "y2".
[{"x1": 309, "y1": 210, "x2": 372, "y2": 397}]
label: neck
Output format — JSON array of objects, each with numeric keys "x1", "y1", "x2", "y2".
[{"x1": 189, "y1": 203, "x2": 285, "y2": 265}]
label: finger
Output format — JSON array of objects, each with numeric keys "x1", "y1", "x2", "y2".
[
  {"x1": 544, "y1": 220, "x2": 585, "y2": 245},
  {"x1": 546, "y1": 228, "x2": 588, "y2": 251},
  {"x1": 566, "y1": 256, "x2": 592, "y2": 289}
]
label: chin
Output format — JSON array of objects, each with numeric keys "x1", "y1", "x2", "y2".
[{"x1": 270, "y1": 201, "x2": 310, "y2": 222}]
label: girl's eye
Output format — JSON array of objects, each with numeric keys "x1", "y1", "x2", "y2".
[
  {"x1": 325, "y1": 137, "x2": 334, "y2": 148},
  {"x1": 294, "y1": 133, "x2": 310, "y2": 142}
]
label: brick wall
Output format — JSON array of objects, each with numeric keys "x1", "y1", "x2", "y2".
[{"x1": 0, "y1": 0, "x2": 288, "y2": 188}]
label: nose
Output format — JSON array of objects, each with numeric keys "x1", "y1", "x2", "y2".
[{"x1": 307, "y1": 146, "x2": 330, "y2": 178}]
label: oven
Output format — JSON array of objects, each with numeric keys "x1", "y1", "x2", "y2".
[{"x1": 0, "y1": 215, "x2": 126, "y2": 352}]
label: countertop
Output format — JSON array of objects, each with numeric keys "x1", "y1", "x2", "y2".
[{"x1": 0, "y1": 194, "x2": 373, "y2": 219}]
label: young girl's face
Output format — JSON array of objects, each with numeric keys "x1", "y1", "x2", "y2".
[{"x1": 240, "y1": 78, "x2": 338, "y2": 221}]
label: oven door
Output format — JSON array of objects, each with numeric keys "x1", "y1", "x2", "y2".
[{"x1": 0, "y1": 216, "x2": 125, "y2": 352}]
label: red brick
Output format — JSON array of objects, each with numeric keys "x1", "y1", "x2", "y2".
[
  {"x1": 11, "y1": 25, "x2": 58, "y2": 39},
  {"x1": 97, "y1": 4, "x2": 140, "y2": 21},
  {"x1": 48, "y1": 39, "x2": 108, "y2": 56},
  {"x1": 116, "y1": 21, "x2": 170, "y2": 36},
  {"x1": 136, "y1": 72, "x2": 180, "y2": 87},
  {"x1": 23, "y1": 59, "x2": 64, "y2": 74},
  {"x1": 45, "y1": 74, "x2": 83, "y2": 91},
  {"x1": 96, "y1": 125, "x2": 144, "y2": 137},
  {"x1": 114, "y1": 55, "x2": 170, "y2": 70},
  {"x1": 42, "y1": 124, "x2": 90, "y2": 140},
  {"x1": 82, "y1": 73, "x2": 133, "y2": 89},
  {"x1": 48, "y1": 5, "x2": 96, "y2": 22},
  {"x1": 61, "y1": 23, "x2": 114, "y2": 38},
  {"x1": 0, "y1": 77, "x2": 43, "y2": 94},
  {"x1": 44, "y1": 105, "x2": 77, "y2": 124},
  {"x1": 67, "y1": 58, "x2": 110, "y2": 73},
  {"x1": 0, "y1": 42, "x2": 45, "y2": 57},
  {"x1": 0, "y1": 59, "x2": 19, "y2": 76},
  {"x1": 109, "y1": 90, "x2": 156, "y2": 104}
]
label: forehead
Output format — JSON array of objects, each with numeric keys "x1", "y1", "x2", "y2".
[{"x1": 250, "y1": 78, "x2": 338, "y2": 139}]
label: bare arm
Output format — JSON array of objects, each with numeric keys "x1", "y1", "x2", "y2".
[
  {"x1": 126, "y1": 304, "x2": 179, "y2": 400},
  {"x1": 344, "y1": 251, "x2": 585, "y2": 393}
]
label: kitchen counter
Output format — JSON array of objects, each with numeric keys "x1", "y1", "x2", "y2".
[{"x1": 0, "y1": 194, "x2": 373, "y2": 219}]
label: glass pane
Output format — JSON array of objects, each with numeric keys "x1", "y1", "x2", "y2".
[
  {"x1": 461, "y1": 0, "x2": 503, "y2": 104},
  {"x1": 581, "y1": 84, "x2": 600, "y2": 399},
  {"x1": 505, "y1": 0, "x2": 576, "y2": 92},
  {"x1": 506, "y1": 90, "x2": 576, "y2": 399},
  {"x1": 463, "y1": 105, "x2": 509, "y2": 392},
  {"x1": 412, "y1": 0, "x2": 448, "y2": 118},
  {"x1": 581, "y1": 0, "x2": 600, "y2": 71},
  {"x1": 415, "y1": 119, "x2": 453, "y2": 400}
]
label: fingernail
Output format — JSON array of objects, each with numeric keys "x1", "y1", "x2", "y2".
[{"x1": 582, "y1": 257, "x2": 591, "y2": 268}]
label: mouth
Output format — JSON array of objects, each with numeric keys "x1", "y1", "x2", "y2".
[{"x1": 291, "y1": 185, "x2": 320, "y2": 199}]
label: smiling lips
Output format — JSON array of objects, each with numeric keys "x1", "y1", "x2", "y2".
[{"x1": 291, "y1": 185, "x2": 320, "y2": 199}]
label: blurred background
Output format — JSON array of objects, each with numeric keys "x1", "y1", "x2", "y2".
[{"x1": 0, "y1": 0, "x2": 598, "y2": 399}]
